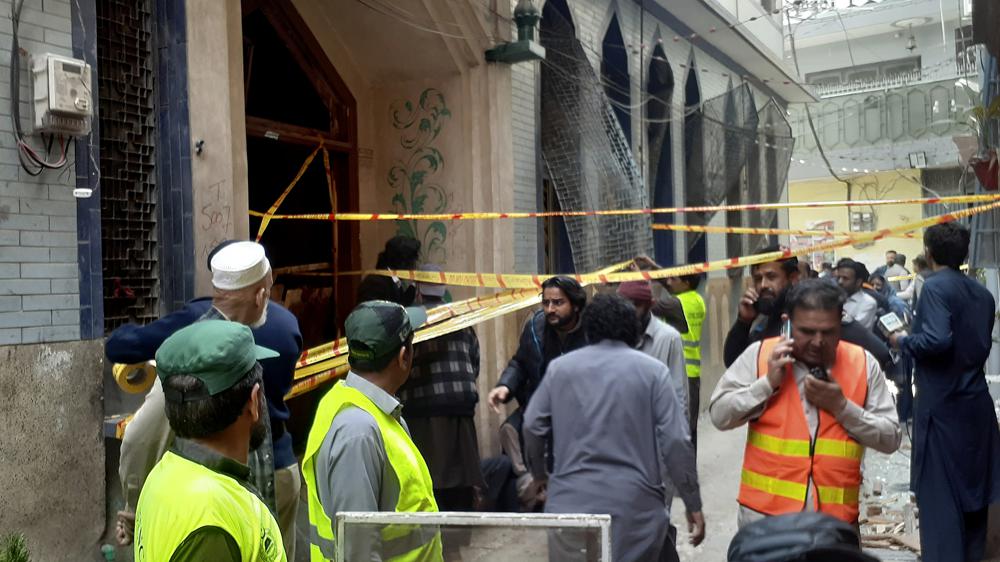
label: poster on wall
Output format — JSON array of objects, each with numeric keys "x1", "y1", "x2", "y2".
[{"x1": 790, "y1": 220, "x2": 836, "y2": 269}]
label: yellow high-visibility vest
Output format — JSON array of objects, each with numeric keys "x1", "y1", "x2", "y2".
[
  {"x1": 134, "y1": 450, "x2": 285, "y2": 562},
  {"x1": 677, "y1": 290, "x2": 705, "y2": 378},
  {"x1": 302, "y1": 381, "x2": 442, "y2": 561}
]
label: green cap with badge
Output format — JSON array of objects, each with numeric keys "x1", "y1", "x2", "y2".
[
  {"x1": 156, "y1": 320, "x2": 279, "y2": 402},
  {"x1": 346, "y1": 300, "x2": 427, "y2": 371}
]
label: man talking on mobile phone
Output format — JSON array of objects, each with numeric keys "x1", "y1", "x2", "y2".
[{"x1": 709, "y1": 280, "x2": 901, "y2": 528}]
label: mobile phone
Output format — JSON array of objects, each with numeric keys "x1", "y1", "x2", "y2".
[
  {"x1": 809, "y1": 365, "x2": 830, "y2": 381},
  {"x1": 779, "y1": 319, "x2": 792, "y2": 359},
  {"x1": 877, "y1": 312, "x2": 906, "y2": 338},
  {"x1": 781, "y1": 319, "x2": 792, "y2": 340}
]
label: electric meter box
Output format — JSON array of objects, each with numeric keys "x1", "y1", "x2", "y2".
[{"x1": 30, "y1": 53, "x2": 93, "y2": 136}]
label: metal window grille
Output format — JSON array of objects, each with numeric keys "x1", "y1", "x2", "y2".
[{"x1": 97, "y1": 0, "x2": 159, "y2": 332}]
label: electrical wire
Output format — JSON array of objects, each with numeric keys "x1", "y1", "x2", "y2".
[
  {"x1": 786, "y1": 9, "x2": 850, "y2": 187},
  {"x1": 352, "y1": 0, "x2": 469, "y2": 40},
  {"x1": 834, "y1": 10, "x2": 858, "y2": 67},
  {"x1": 9, "y1": 0, "x2": 68, "y2": 175}
]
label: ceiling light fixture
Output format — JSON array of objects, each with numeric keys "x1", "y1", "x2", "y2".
[{"x1": 905, "y1": 25, "x2": 917, "y2": 52}]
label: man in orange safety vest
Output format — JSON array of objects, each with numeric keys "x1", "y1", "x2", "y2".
[{"x1": 708, "y1": 279, "x2": 901, "y2": 527}]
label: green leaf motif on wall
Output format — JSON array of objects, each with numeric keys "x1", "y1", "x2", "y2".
[{"x1": 388, "y1": 88, "x2": 452, "y2": 263}]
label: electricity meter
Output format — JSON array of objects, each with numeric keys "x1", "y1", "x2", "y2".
[{"x1": 30, "y1": 53, "x2": 93, "y2": 136}]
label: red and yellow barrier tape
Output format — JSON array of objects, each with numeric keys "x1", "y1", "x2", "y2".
[
  {"x1": 886, "y1": 264, "x2": 969, "y2": 283},
  {"x1": 354, "y1": 200, "x2": 1000, "y2": 290},
  {"x1": 249, "y1": 193, "x2": 1000, "y2": 223},
  {"x1": 652, "y1": 223, "x2": 920, "y2": 239},
  {"x1": 285, "y1": 259, "x2": 634, "y2": 396}
]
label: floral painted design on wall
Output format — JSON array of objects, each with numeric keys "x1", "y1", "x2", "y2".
[{"x1": 388, "y1": 88, "x2": 451, "y2": 263}]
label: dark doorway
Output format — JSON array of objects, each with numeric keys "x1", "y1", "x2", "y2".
[
  {"x1": 647, "y1": 44, "x2": 674, "y2": 266},
  {"x1": 242, "y1": 0, "x2": 358, "y2": 347},
  {"x1": 684, "y1": 62, "x2": 706, "y2": 264},
  {"x1": 602, "y1": 14, "x2": 631, "y2": 147},
  {"x1": 539, "y1": 0, "x2": 576, "y2": 273},
  {"x1": 241, "y1": 0, "x2": 358, "y2": 453}
]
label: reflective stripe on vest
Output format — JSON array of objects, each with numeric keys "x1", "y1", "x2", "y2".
[
  {"x1": 134, "y1": 451, "x2": 286, "y2": 562},
  {"x1": 677, "y1": 290, "x2": 705, "y2": 378},
  {"x1": 302, "y1": 381, "x2": 442, "y2": 562},
  {"x1": 737, "y1": 337, "x2": 868, "y2": 523}
]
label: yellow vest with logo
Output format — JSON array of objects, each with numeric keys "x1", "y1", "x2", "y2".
[
  {"x1": 302, "y1": 381, "x2": 442, "y2": 561},
  {"x1": 134, "y1": 450, "x2": 285, "y2": 562},
  {"x1": 677, "y1": 290, "x2": 705, "y2": 378}
]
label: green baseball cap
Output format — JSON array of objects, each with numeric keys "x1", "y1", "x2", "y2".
[
  {"x1": 156, "y1": 320, "x2": 279, "y2": 402},
  {"x1": 346, "y1": 300, "x2": 427, "y2": 371}
]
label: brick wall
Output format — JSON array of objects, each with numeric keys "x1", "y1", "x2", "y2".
[
  {"x1": 0, "y1": 0, "x2": 81, "y2": 345},
  {"x1": 511, "y1": 60, "x2": 539, "y2": 273}
]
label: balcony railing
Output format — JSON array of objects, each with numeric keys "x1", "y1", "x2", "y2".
[
  {"x1": 810, "y1": 60, "x2": 978, "y2": 98},
  {"x1": 790, "y1": 74, "x2": 976, "y2": 152}
]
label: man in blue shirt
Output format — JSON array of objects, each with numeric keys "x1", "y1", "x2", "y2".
[
  {"x1": 108, "y1": 241, "x2": 302, "y2": 560},
  {"x1": 891, "y1": 223, "x2": 1000, "y2": 561}
]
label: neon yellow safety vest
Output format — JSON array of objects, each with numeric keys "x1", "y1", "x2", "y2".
[
  {"x1": 677, "y1": 290, "x2": 705, "y2": 378},
  {"x1": 302, "y1": 381, "x2": 442, "y2": 562},
  {"x1": 134, "y1": 451, "x2": 285, "y2": 562}
]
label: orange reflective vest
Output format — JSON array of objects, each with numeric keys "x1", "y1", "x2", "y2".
[{"x1": 738, "y1": 337, "x2": 868, "y2": 523}]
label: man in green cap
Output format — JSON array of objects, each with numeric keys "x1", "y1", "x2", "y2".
[
  {"x1": 302, "y1": 300, "x2": 442, "y2": 561},
  {"x1": 133, "y1": 320, "x2": 286, "y2": 561}
]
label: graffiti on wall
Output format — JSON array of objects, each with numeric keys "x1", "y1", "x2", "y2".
[{"x1": 388, "y1": 88, "x2": 452, "y2": 263}]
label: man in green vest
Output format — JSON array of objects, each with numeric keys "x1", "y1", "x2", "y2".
[
  {"x1": 634, "y1": 256, "x2": 706, "y2": 450},
  {"x1": 303, "y1": 300, "x2": 442, "y2": 561},
  {"x1": 133, "y1": 320, "x2": 285, "y2": 562},
  {"x1": 665, "y1": 273, "x2": 706, "y2": 450}
]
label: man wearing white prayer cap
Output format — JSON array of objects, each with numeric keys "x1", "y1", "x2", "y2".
[
  {"x1": 206, "y1": 241, "x2": 273, "y2": 328},
  {"x1": 106, "y1": 240, "x2": 304, "y2": 559}
]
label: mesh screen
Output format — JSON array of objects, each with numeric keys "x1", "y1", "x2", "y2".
[
  {"x1": 747, "y1": 99, "x2": 795, "y2": 252},
  {"x1": 539, "y1": 7, "x2": 652, "y2": 273},
  {"x1": 687, "y1": 84, "x2": 760, "y2": 252}
]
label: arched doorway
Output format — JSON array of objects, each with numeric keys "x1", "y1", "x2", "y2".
[
  {"x1": 540, "y1": 0, "x2": 576, "y2": 273},
  {"x1": 602, "y1": 14, "x2": 631, "y2": 147},
  {"x1": 647, "y1": 44, "x2": 674, "y2": 265},
  {"x1": 684, "y1": 60, "x2": 706, "y2": 264}
]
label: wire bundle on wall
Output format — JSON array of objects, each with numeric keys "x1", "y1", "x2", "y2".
[{"x1": 9, "y1": 0, "x2": 68, "y2": 176}]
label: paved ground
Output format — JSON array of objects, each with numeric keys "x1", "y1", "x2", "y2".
[
  {"x1": 670, "y1": 414, "x2": 920, "y2": 561},
  {"x1": 671, "y1": 414, "x2": 746, "y2": 560}
]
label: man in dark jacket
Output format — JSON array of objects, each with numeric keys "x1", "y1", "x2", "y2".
[
  {"x1": 723, "y1": 251, "x2": 891, "y2": 370},
  {"x1": 485, "y1": 276, "x2": 587, "y2": 505},
  {"x1": 891, "y1": 223, "x2": 1000, "y2": 561},
  {"x1": 106, "y1": 241, "x2": 302, "y2": 558},
  {"x1": 723, "y1": 246, "x2": 799, "y2": 368},
  {"x1": 487, "y1": 276, "x2": 588, "y2": 415}
]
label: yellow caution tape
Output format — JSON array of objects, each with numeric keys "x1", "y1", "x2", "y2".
[
  {"x1": 249, "y1": 193, "x2": 1000, "y2": 222},
  {"x1": 353, "y1": 199, "x2": 1000, "y2": 290},
  {"x1": 652, "y1": 223, "x2": 920, "y2": 239},
  {"x1": 113, "y1": 362, "x2": 157, "y2": 394},
  {"x1": 286, "y1": 259, "x2": 636, "y2": 389},
  {"x1": 254, "y1": 144, "x2": 322, "y2": 241},
  {"x1": 886, "y1": 263, "x2": 969, "y2": 282}
]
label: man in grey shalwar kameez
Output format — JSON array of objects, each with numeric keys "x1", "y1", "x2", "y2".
[{"x1": 524, "y1": 294, "x2": 705, "y2": 562}]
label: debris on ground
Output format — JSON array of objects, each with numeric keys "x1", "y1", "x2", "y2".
[{"x1": 859, "y1": 434, "x2": 920, "y2": 560}]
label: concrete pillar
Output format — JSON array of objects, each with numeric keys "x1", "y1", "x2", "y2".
[
  {"x1": 0, "y1": 341, "x2": 105, "y2": 561},
  {"x1": 185, "y1": 0, "x2": 250, "y2": 295}
]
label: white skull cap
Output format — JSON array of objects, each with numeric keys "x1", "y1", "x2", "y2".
[{"x1": 210, "y1": 241, "x2": 271, "y2": 290}]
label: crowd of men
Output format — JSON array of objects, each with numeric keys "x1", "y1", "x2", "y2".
[{"x1": 108, "y1": 222, "x2": 999, "y2": 562}]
